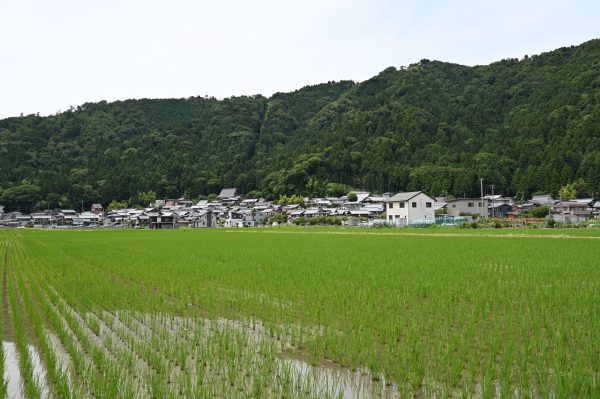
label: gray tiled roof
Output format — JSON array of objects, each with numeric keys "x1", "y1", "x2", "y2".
[
  {"x1": 385, "y1": 191, "x2": 422, "y2": 202},
  {"x1": 217, "y1": 188, "x2": 237, "y2": 198}
]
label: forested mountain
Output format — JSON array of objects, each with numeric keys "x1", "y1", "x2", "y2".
[{"x1": 1, "y1": 39, "x2": 600, "y2": 211}]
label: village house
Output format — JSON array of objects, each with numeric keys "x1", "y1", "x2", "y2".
[
  {"x1": 32, "y1": 213, "x2": 53, "y2": 226},
  {"x1": 79, "y1": 211, "x2": 103, "y2": 226},
  {"x1": 385, "y1": 191, "x2": 435, "y2": 226},
  {"x1": 364, "y1": 195, "x2": 388, "y2": 203},
  {"x1": 222, "y1": 210, "x2": 244, "y2": 227},
  {"x1": 57, "y1": 209, "x2": 79, "y2": 225},
  {"x1": 176, "y1": 198, "x2": 193, "y2": 207},
  {"x1": 349, "y1": 209, "x2": 370, "y2": 218},
  {"x1": 488, "y1": 203, "x2": 513, "y2": 218},
  {"x1": 446, "y1": 198, "x2": 489, "y2": 219},
  {"x1": 531, "y1": 194, "x2": 555, "y2": 206},
  {"x1": 344, "y1": 192, "x2": 370, "y2": 209},
  {"x1": 147, "y1": 210, "x2": 178, "y2": 229},
  {"x1": 483, "y1": 195, "x2": 513, "y2": 206},
  {"x1": 287, "y1": 209, "x2": 305, "y2": 221},
  {"x1": 301, "y1": 208, "x2": 328, "y2": 218},
  {"x1": 163, "y1": 200, "x2": 177, "y2": 208},
  {"x1": 309, "y1": 198, "x2": 332, "y2": 207},
  {"x1": 16, "y1": 214, "x2": 33, "y2": 227},
  {"x1": 325, "y1": 197, "x2": 345, "y2": 206},
  {"x1": 240, "y1": 198, "x2": 259, "y2": 207},
  {"x1": 551, "y1": 201, "x2": 592, "y2": 224},
  {"x1": 594, "y1": 201, "x2": 600, "y2": 217},
  {"x1": 217, "y1": 188, "x2": 238, "y2": 200},
  {"x1": 223, "y1": 210, "x2": 254, "y2": 227},
  {"x1": 361, "y1": 203, "x2": 385, "y2": 216},
  {"x1": 189, "y1": 209, "x2": 217, "y2": 228},
  {"x1": 434, "y1": 197, "x2": 447, "y2": 213},
  {"x1": 253, "y1": 209, "x2": 273, "y2": 224},
  {"x1": 1, "y1": 211, "x2": 21, "y2": 221}
]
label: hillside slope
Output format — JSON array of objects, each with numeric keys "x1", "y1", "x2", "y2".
[{"x1": 1, "y1": 40, "x2": 599, "y2": 210}]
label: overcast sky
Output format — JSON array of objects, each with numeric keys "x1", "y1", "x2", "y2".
[{"x1": 1, "y1": 0, "x2": 599, "y2": 119}]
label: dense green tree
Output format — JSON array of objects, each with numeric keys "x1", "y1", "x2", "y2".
[
  {"x1": 559, "y1": 183, "x2": 577, "y2": 201},
  {"x1": 107, "y1": 200, "x2": 129, "y2": 212},
  {"x1": 138, "y1": 190, "x2": 157, "y2": 207}
]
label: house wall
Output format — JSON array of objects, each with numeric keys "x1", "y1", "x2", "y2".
[
  {"x1": 447, "y1": 199, "x2": 489, "y2": 218},
  {"x1": 192, "y1": 213, "x2": 217, "y2": 228},
  {"x1": 407, "y1": 193, "x2": 435, "y2": 222},
  {"x1": 551, "y1": 214, "x2": 588, "y2": 224},
  {"x1": 386, "y1": 193, "x2": 435, "y2": 225},
  {"x1": 386, "y1": 201, "x2": 409, "y2": 224}
]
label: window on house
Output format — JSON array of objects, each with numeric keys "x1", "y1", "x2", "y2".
[
  {"x1": 426, "y1": 202, "x2": 432, "y2": 208},
  {"x1": 400, "y1": 202, "x2": 405, "y2": 208},
  {"x1": 388, "y1": 215, "x2": 393, "y2": 221},
  {"x1": 478, "y1": 202, "x2": 483, "y2": 207},
  {"x1": 468, "y1": 202, "x2": 474, "y2": 207},
  {"x1": 389, "y1": 203, "x2": 393, "y2": 209},
  {"x1": 412, "y1": 202, "x2": 417, "y2": 208}
]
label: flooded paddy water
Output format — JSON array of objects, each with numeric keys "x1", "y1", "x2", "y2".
[
  {"x1": 1, "y1": 292, "x2": 404, "y2": 398},
  {"x1": 2, "y1": 342, "x2": 50, "y2": 399},
  {"x1": 110, "y1": 310, "x2": 402, "y2": 398}
]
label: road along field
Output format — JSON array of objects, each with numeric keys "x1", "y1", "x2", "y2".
[{"x1": 0, "y1": 227, "x2": 598, "y2": 398}]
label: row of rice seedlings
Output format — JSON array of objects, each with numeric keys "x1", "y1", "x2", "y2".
[
  {"x1": 106, "y1": 313, "x2": 174, "y2": 398},
  {"x1": 12, "y1": 232, "x2": 452, "y2": 395},
  {"x1": 120, "y1": 312, "x2": 231, "y2": 396},
  {"x1": 22, "y1": 264, "x2": 100, "y2": 398},
  {"x1": 12, "y1": 252, "x2": 76, "y2": 398},
  {"x1": 4, "y1": 246, "x2": 42, "y2": 398},
  {"x1": 82, "y1": 310, "x2": 157, "y2": 397},
  {"x1": 22, "y1": 259, "x2": 174, "y2": 397},
  {"x1": 32, "y1": 245, "x2": 357, "y2": 398},
  {"x1": 178, "y1": 313, "x2": 350, "y2": 397},
  {"x1": 7, "y1": 231, "x2": 341, "y2": 397},
  {"x1": 48, "y1": 283, "x2": 183, "y2": 398},
  {"x1": 25, "y1": 266, "x2": 128, "y2": 398},
  {"x1": 106, "y1": 309, "x2": 338, "y2": 397},
  {"x1": 38, "y1": 280, "x2": 140, "y2": 398},
  {"x1": 44, "y1": 272, "x2": 195, "y2": 397},
  {"x1": 0, "y1": 243, "x2": 8, "y2": 397}
]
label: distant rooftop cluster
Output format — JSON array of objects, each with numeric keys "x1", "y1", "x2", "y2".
[{"x1": 1, "y1": 189, "x2": 598, "y2": 229}]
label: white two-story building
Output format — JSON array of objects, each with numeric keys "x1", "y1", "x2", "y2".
[{"x1": 385, "y1": 191, "x2": 435, "y2": 226}]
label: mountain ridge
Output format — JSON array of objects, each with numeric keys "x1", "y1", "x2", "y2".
[{"x1": 1, "y1": 39, "x2": 599, "y2": 210}]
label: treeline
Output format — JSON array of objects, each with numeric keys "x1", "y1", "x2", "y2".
[{"x1": 1, "y1": 39, "x2": 600, "y2": 211}]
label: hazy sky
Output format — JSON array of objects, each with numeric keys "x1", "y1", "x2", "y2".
[{"x1": 1, "y1": 0, "x2": 599, "y2": 118}]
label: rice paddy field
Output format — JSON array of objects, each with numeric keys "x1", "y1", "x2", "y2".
[{"x1": 0, "y1": 227, "x2": 599, "y2": 398}]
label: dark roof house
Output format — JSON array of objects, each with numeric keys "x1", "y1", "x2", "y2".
[{"x1": 217, "y1": 188, "x2": 238, "y2": 199}]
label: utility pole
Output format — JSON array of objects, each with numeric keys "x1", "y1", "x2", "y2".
[
  {"x1": 479, "y1": 178, "x2": 484, "y2": 219},
  {"x1": 490, "y1": 185, "x2": 495, "y2": 218}
]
